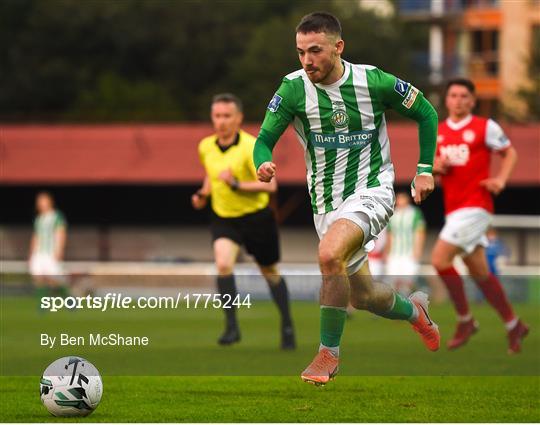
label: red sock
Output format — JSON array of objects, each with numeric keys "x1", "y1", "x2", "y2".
[
  {"x1": 475, "y1": 273, "x2": 516, "y2": 323},
  {"x1": 437, "y1": 266, "x2": 470, "y2": 317}
]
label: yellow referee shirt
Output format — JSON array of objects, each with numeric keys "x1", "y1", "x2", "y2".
[{"x1": 198, "y1": 130, "x2": 269, "y2": 218}]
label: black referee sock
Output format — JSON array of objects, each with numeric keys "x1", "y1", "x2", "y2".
[
  {"x1": 217, "y1": 274, "x2": 238, "y2": 329},
  {"x1": 268, "y1": 277, "x2": 292, "y2": 328}
]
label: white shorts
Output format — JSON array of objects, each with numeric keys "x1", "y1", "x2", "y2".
[
  {"x1": 29, "y1": 253, "x2": 63, "y2": 276},
  {"x1": 313, "y1": 185, "x2": 394, "y2": 275},
  {"x1": 439, "y1": 207, "x2": 491, "y2": 255},
  {"x1": 386, "y1": 256, "x2": 419, "y2": 276}
]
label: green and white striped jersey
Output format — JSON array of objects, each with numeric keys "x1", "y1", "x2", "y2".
[
  {"x1": 388, "y1": 206, "x2": 425, "y2": 257},
  {"x1": 257, "y1": 60, "x2": 432, "y2": 214},
  {"x1": 34, "y1": 210, "x2": 66, "y2": 254}
]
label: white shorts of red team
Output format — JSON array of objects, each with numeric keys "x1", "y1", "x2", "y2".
[
  {"x1": 29, "y1": 253, "x2": 64, "y2": 276},
  {"x1": 386, "y1": 256, "x2": 420, "y2": 276},
  {"x1": 313, "y1": 185, "x2": 394, "y2": 275},
  {"x1": 439, "y1": 207, "x2": 491, "y2": 255}
]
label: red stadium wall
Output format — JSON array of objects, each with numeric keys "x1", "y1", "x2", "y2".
[{"x1": 1, "y1": 124, "x2": 539, "y2": 185}]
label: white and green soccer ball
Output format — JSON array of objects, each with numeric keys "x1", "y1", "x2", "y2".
[{"x1": 40, "y1": 356, "x2": 102, "y2": 417}]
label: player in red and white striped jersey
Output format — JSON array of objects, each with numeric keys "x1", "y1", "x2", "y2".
[{"x1": 431, "y1": 78, "x2": 529, "y2": 354}]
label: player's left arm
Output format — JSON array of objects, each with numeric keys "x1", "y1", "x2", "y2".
[
  {"x1": 219, "y1": 167, "x2": 277, "y2": 193},
  {"x1": 54, "y1": 214, "x2": 67, "y2": 261},
  {"x1": 236, "y1": 179, "x2": 277, "y2": 193},
  {"x1": 376, "y1": 69, "x2": 438, "y2": 204},
  {"x1": 480, "y1": 119, "x2": 518, "y2": 195}
]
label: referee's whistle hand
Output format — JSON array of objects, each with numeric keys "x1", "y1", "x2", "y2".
[{"x1": 257, "y1": 162, "x2": 276, "y2": 182}]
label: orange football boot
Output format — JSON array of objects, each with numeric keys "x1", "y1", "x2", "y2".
[
  {"x1": 409, "y1": 291, "x2": 440, "y2": 352},
  {"x1": 301, "y1": 348, "x2": 339, "y2": 386}
]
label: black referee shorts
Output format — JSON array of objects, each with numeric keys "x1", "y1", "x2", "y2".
[{"x1": 210, "y1": 207, "x2": 280, "y2": 266}]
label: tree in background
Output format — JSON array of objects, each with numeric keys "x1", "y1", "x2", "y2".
[
  {"x1": 517, "y1": 27, "x2": 540, "y2": 121},
  {"x1": 0, "y1": 0, "x2": 426, "y2": 122}
]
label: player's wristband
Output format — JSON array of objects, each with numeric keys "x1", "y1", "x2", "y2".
[
  {"x1": 230, "y1": 178, "x2": 240, "y2": 191},
  {"x1": 416, "y1": 164, "x2": 433, "y2": 176}
]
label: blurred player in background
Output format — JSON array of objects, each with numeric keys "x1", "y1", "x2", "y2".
[
  {"x1": 254, "y1": 12, "x2": 440, "y2": 386},
  {"x1": 473, "y1": 227, "x2": 510, "y2": 302},
  {"x1": 192, "y1": 93, "x2": 295, "y2": 349},
  {"x1": 386, "y1": 191, "x2": 426, "y2": 295},
  {"x1": 28, "y1": 192, "x2": 68, "y2": 300},
  {"x1": 432, "y1": 78, "x2": 528, "y2": 354},
  {"x1": 485, "y1": 226, "x2": 509, "y2": 276},
  {"x1": 367, "y1": 227, "x2": 387, "y2": 279}
]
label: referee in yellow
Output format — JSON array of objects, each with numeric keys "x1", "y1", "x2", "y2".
[{"x1": 192, "y1": 93, "x2": 295, "y2": 349}]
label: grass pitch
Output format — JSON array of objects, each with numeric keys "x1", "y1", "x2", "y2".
[
  {"x1": 0, "y1": 297, "x2": 539, "y2": 422},
  {"x1": 2, "y1": 375, "x2": 539, "y2": 422}
]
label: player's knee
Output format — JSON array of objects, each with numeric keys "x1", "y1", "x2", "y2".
[
  {"x1": 431, "y1": 251, "x2": 451, "y2": 271},
  {"x1": 318, "y1": 247, "x2": 344, "y2": 275},
  {"x1": 215, "y1": 260, "x2": 234, "y2": 276}
]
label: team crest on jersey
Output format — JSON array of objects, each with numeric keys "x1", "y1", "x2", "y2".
[
  {"x1": 462, "y1": 129, "x2": 476, "y2": 143},
  {"x1": 394, "y1": 78, "x2": 410, "y2": 97},
  {"x1": 267, "y1": 94, "x2": 282, "y2": 112},
  {"x1": 330, "y1": 102, "x2": 349, "y2": 128}
]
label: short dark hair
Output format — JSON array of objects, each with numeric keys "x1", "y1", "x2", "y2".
[
  {"x1": 212, "y1": 93, "x2": 243, "y2": 112},
  {"x1": 296, "y1": 12, "x2": 342, "y2": 37},
  {"x1": 445, "y1": 78, "x2": 475, "y2": 96}
]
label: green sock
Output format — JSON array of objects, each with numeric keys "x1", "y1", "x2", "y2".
[
  {"x1": 320, "y1": 306, "x2": 347, "y2": 348},
  {"x1": 377, "y1": 292, "x2": 415, "y2": 321}
]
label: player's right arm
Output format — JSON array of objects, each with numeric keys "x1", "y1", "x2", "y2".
[
  {"x1": 253, "y1": 78, "x2": 296, "y2": 182},
  {"x1": 192, "y1": 141, "x2": 212, "y2": 210},
  {"x1": 55, "y1": 227, "x2": 67, "y2": 261},
  {"x1": 373, "y1": 69, "x2": 438, "y2": 204},
  {"x1": 192, "y1": 175, "x2": 211, "y2": 210}
]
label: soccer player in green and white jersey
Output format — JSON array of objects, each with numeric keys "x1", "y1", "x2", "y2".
[
  {"x1": 29, "y1": 192, "x2": 68, "y2": 299},
  {"x1": 386, "y1": 192, "x2": 426, "y2": 295},
  {"x1": 253, "y1": 12, "x2": 440, "y2": 386}
]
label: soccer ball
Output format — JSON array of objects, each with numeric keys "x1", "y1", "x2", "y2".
[{"x1": 40, "y1": 356, "x2": 102, "y2": 417}]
